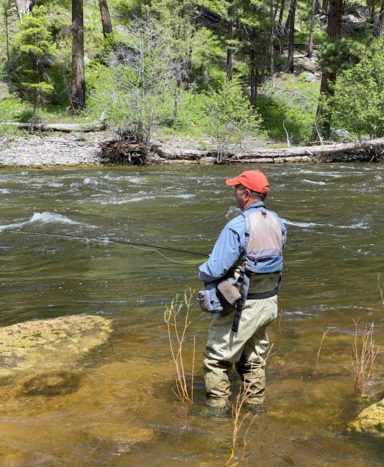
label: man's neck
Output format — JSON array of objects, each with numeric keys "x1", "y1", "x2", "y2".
[{"x1": 242, "y1": 199, "x2": 264, "y2": 211}]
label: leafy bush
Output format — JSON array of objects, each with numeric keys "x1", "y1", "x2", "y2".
[
  {"x1": 205, "y1": 80, "x2": 262, "y2": 160},
  {"x1": 258, "y1": 76, "x2": 318, "y2": 144},
  {"x1": 329, "y1": 38, "x2": 384, "y2": 138}
]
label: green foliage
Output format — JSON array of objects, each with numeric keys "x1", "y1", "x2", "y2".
[
  {"x1": 318, "y1": 36, "x2": 367, "y2": 74},
  {"x1": 10, "y1": 5, "x2": 57, "y2": 113},
  {"x1": 205, "y1": 80, "x2": 262, "y2": 158},
  {"x1": 0, "y1": 0, "x2": 382, "y2": 147},
  {"x1": 258, "y1": 75, "x2": 319, "y2": 144},
  {"x1": 101, "y1": 16, "x2": 178, "y2": 142},
  {"x1": 158, "y1": 90, "x2": 212, "y2": 134},
  {"x1": 329, "y1": 38, "x2": 384, "y2": 138},
  {"x1": 0, "y1": 96, "x2": 29, "y2": 122}
]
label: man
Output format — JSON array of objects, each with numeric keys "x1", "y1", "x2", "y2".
[{"x1": 198, "y1": 169, "x2": 286, "y2": 409}]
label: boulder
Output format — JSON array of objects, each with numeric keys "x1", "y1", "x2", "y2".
[
  {"x1": 0, "y1": 314, "x2": 112, "y2": 381},
  {"x1": 348, "y1": 399, "x2": 384, "y2": 435}
]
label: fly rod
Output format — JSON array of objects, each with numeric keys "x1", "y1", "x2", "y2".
[{"x1": 13, "y1": 230, "x2": 209, "y2": 258}]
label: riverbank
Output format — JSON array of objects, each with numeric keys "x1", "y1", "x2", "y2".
[
  {"x1": 0, "y1": 132, "x2": 279, "y2": 167},
  {"x1": 0, "y1": 133, "x2": 106, "y2": 167},
  {"x1": 1, "y1": 132, "x2": 383, "y2": 167}
]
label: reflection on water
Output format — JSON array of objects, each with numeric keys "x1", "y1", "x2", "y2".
[{"x1": 0, "y1": 164, "x2": 383, "y2": 465}]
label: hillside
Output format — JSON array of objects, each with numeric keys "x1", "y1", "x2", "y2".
[{"x1": 0, "y1": 0, "x2": 383, "y2": 149}]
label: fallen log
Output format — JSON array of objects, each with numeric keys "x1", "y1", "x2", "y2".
[
  {"x1": 150, "y1": 137, "x2": 384, "y2": 163},
  {"x1": 99, "y1": 136, "x2": 384, "y2": 165},
  {"x1": 0, "y1": 113, "x2": 107, "y2": 133}
]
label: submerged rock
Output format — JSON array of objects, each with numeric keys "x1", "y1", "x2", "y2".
[
  {"x1": 84, "y1": 423, "x2": 155, "y2": 454},
  {"x1": 348, "y1": 399, "x2": 384, "y2": 435},
  {"x1": 19, "y1": 370, "x2": 82, "y2": 396},
  {"x1": 0, "y1": 314, "x2": 112, "y2": 381}
]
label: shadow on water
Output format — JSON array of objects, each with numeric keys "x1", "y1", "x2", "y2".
[{"x1": 0, "y1": 164, "x2": 383, "y2": 465}]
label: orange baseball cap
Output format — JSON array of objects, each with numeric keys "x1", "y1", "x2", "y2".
[{"x1": 225, "y1": 170, "x2": 270, "y2": 194}]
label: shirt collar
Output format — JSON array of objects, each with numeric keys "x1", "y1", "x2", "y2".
[{"x1": 243, "y1": 201, "x2": 265, "y2": 213}]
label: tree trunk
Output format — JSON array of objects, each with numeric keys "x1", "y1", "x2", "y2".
[
  {"x1": 319, "y1": 0, "x2": 342, "y2": 97},
  {"x1": 98, "y1": 0, "x2": 113, "y2": 38},
  {"x1": 275, "y1": 0, "x2": 285, "y2": 54},
  {"x1": 307, "y1": 29, "x2": 314, "y2": 58},
  {"x1": 269, "y1": 0, "x2": 274, "y2": 77},
  {"x1": 307, "y1": 0, "x2": 316, "y2": 58},
  {"x1": 250, "y1": 48, "x2": 258, "y2": 106},
  {"x1": 226, "y1": 16, "x2": 233, "y2": 81},
  {"x1": 225, "y1": 3, "x2": 234, "y2": 81},
  {"x1": 71, "y1": 0, "x2": 86, "y2": 112},
  {"x1": 286, "y1": 0, "x2": 297, "y2": 73},
  {"x1": 3, "y1": 0, "x2": 10, "y2": 83},
  {"x1": 315, "y1": 0, "x2": 343, "y2": 138},
  {"x1": 374, "y1": 2, "x2": 384, "y2": 37},
  {"x1": 15, "y1": 0, "x2": 32, "y2": 18}
]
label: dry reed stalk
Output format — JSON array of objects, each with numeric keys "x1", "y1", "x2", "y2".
[
  {"x1": 226, "y1": 382, "x2": 255, "y2": 466},
  {"x1": 314, "y1": 327, "x2": 330, "y2": 374},
  {"x1": 378, "y1": 274, "x2": 384, "y2": 307},
  {"x1": 227, "y1": 350, "x2": 274, "y2": 465},
  {"x1": 265, "y1": 342, "x2": 274, "y2": 362},
  {"x1": 164, "y1": 288, "x2": 195, "y2": 404},
  {"x1": 352, "y1": 319, "x2": 380, "y2": 398},
  {"x1": 278, "y1": 308, "x2": 284, "y2": 333}
]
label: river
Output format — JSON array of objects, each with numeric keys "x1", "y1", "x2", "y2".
[{"x1": 0, "y1": 164, "x2": 383, "y2": 465}]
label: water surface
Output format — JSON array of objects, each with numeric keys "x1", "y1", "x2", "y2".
[{"x1": 0, "y1": 164, "x2": 383, "y2": 465}]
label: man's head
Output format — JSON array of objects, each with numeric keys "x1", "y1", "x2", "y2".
[{"x1": 226, "y1": 170, "x2": 270, "y2": 211}]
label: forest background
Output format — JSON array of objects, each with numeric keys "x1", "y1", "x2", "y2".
[{"x1": 0, "y1": 0, "x2": 384, "y2": 148}]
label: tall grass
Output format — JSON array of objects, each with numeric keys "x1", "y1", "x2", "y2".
[
  {"x1": 226, "y1": 347, "x2": 274, "y2": 465},
  {"x1": 352, "y1": 319, "x2": 380, "y2": 398},
  {"x1": 226, "y1": 381, "x2": 257, "y2": 466},
  {"x1": 314, "y1": 327, "x2": 331, "y2": 374},
  {"x1": 164, "y1": 288, "x2": 195, "y2": 404}
]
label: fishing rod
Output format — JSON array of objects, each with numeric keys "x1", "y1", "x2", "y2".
[{"x1": 13, "y1": 230, "x2": 209, "y2": 261}]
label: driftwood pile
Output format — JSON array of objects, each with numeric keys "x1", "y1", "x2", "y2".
[{"x1": 100, "y1": 139, "x2": 149, "y2": 165}]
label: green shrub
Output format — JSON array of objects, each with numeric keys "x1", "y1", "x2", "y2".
[
  {"x1": 205, "y1": 80, "x2": 262, "y2": 159},
  {"x1": 329, "y1": 38, "x2": 384, "y2": 138}
]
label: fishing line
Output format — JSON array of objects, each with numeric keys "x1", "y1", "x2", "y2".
[{"x1": 13, "y1": 230, "x2": 208, "y2": 265}]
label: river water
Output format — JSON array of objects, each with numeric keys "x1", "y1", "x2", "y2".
[{"x1": 0, "y1": 164, "x2": 383, "y2": 466}]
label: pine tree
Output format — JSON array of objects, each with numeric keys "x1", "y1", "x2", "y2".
[{"x1": 10, "y1": 5, "x2": 57, "y2": 121}]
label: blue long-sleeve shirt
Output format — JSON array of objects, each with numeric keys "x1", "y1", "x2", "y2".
[
  {"x1": 198, "y1": 202, "x2": 259, "y2": 283},
  {"x1": 198, "y1": 201, "x2": 286, "y2": 283}
]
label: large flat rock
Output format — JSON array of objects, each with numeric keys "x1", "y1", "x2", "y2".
[{"x1": 0, "y1": 314, "x2": 112, "y2": 381}]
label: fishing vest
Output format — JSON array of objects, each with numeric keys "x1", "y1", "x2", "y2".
[{"x1": 241, "y1": 205, "x2": 285, "y2": 299}]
